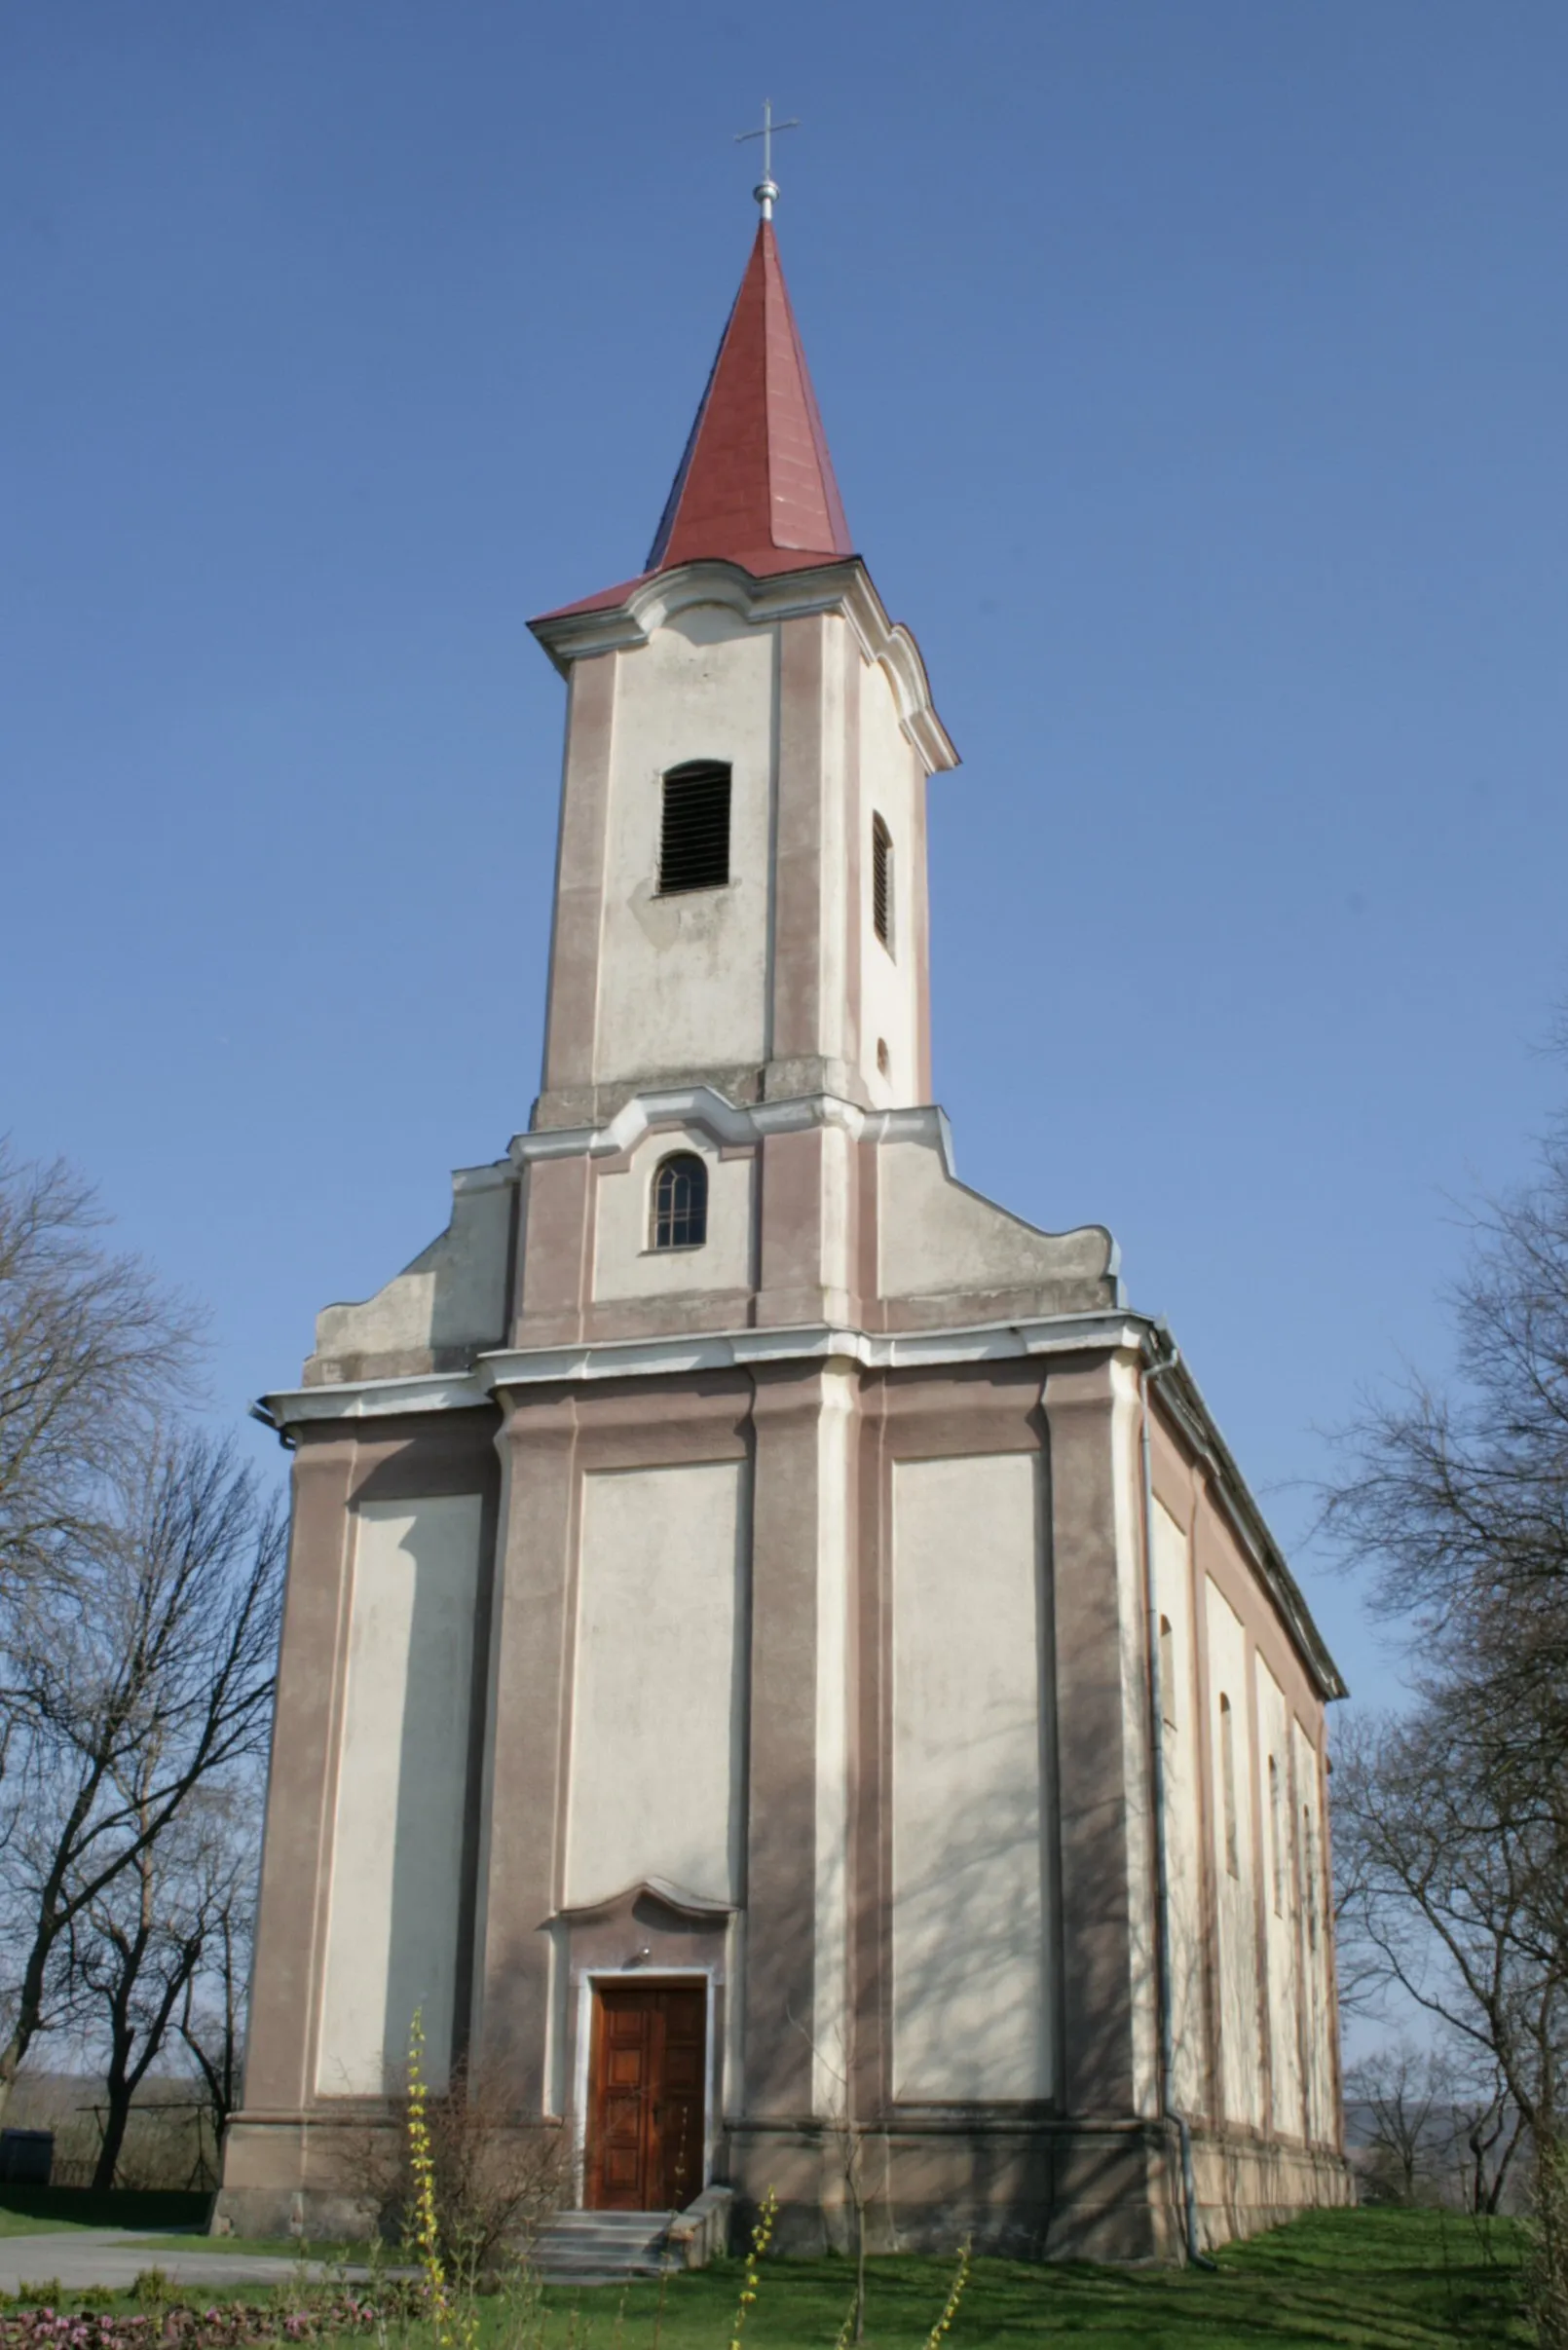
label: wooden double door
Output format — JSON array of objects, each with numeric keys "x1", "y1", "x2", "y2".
[{"x1": 585, "y1": 1981, "x2": 706, "y2": 2212}]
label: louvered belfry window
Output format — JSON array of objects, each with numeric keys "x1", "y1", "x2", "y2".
[
  {"x1": 658, "y1": 761, "x2": 731, "y2": 894},
  {"x1": 652, "y1": 1152, "x2": 708, "y2": 1250},
  {"x1": 872, "y1": 814, "x2": 894, "y2": 950}
]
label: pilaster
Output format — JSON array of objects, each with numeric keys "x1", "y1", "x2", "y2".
[
  {"x1": 242, "y1": 1436, "x2": 356, "y2": 2115},
  {"x1": 1042, "y1": 1357, "x2": 1139, "y2": 2119},
  {"x1": 770, "y1": 615, "x2": 830, "y2": 1066},
  {"x1": 541, "y1": 654, "x2": 616, "y2": 1095},
  {"x1": 472, "y1": 1392, "x2": 579, "y2": 2108},
  {"x1": 513, "y1": 1156, "x2": 593, "y2": 1346},
  {"x1": 740, "y1": 1366, "x2": 833, "y2": 2116}
]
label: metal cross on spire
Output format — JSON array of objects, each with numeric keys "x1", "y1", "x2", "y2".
[{"x1": 735, "y1": 98, "x2": 800, "y2": 222}]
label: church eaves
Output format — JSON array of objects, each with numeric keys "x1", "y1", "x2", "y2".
[{"x1": 538, "y1": 221, "x2": 854, "y2": 621}]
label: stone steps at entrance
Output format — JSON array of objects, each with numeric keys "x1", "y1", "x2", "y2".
[{"x1": 534, "y1": 2211, "x2": 677, "y2": 2285}]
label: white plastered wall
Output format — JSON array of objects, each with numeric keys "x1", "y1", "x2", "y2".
[
  {"x1": 1254, "y1": 1656, "x2": 1304, "y2": 2138},
  {"x1": 315, "y1": 1178, "x2": 510, "y2": 1364},
  {"x1": 1114, "y1": 1364, "x2": 1160, "y2": 2118},
  {"x1": 591, "y1": 1128, "x2": 754, "y2": 1301},
  {"x1": 1292, "y1": 1719, "x2": 1334, "y2": 2145},
  {"x1": 317, "y1": 1496, "x2": 482, "y2": 2096},
  {"x1": 857, "y1": 657, "x2": 921, "y2": 1109},
  {"x1": 806, "y1": 614, "x2": 851, "y2": 1076},
  {"x1": 594, "y1": 606, "x2": 776, "y2": 1084},
  {"x1": 564, "y1": 1463, "x2": 747, "y2": 1909},
  {"x1": 890, "y1": 1452, "x2": 1052, "y2": 2102},
  {"x1": 1152, "y1": 1499, "x2": 1206, "y2": 2116},
  {"x1": 877, "y1": 1135, "x2": 1110, "y2": 1302},
  {"x1": 1205, "y1": 1578, "x2": 1264, "y2": 2127}
]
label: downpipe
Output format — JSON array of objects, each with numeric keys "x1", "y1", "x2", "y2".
[{"x1": 1140, "y1": 1333, "x2": 1217, "y2": 2270}]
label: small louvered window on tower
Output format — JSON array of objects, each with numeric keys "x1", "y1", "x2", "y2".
[
  {"x1": 872, "y1": 814, "x2": 894, "y2": 951},
  {"x1": 658, "y1": 761, "x2": 731, "y2": 894}
]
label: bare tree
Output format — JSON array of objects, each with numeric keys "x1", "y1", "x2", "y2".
[
  {"x1": 1324, "y1": 1092, "x2": 1568, "y2": 2339},
  {"x1": 1334, "y1": 1710, "x2": 1564, "y2": 2150},
  {"x1": 0, "y1": 1146, "x2": 200, "y2": 1600},
  {"x1": 1444, "y1": 2055, "x2": 1524, "y2": 2218},
  {"x1": 1346, "y1": 2036, "x2": 1523, "y2": 2215},
  {"x1": 1331, "y1": 1811, "x2": 1392, "y2": 2023},
  {"x1": 0, "y1": 1431, "x2": 283, "y2": 2119},
  {"x1": 1321, "y1": 1121, "x2": 1568, "y2": 1823},
  {"x1": 176, "y1": 1788, "x2": 260, "y2": 2163},
  {"x1": 73, "y1": 1819, "x2": 207, "y2": 2189},
  {"x1": 71, "y1": 1783, "x2": 255, "y2": 2189},
  {"x1": 1345, "y1": 2039, "x2": 1447, "y2": 2205}
]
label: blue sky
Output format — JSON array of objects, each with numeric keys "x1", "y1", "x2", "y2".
[{"x1": 4, "y1": 3, "x2": 1565, "y2": 1711}]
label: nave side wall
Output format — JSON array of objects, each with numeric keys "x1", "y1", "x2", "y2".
[{"x1": 221, "y1": 1351, "x2": 1349, "y2": 2257}]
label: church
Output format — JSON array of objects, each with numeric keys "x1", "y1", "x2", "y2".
[{"x1": 219, "y1": 183, "x2": 1351, "y2": 2260}]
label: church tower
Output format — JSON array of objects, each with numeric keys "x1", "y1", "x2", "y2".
[
  {"x1": 221, "y1": 194, "x2": 1352, "y2": 2261},
  {"x1": 534, "y1": 216, "x2": 947, "y2": 1132}
]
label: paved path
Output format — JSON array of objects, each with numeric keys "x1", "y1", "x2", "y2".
[{"x1": 0, "y1": 2231, "x2": 375, "y2": 2297}]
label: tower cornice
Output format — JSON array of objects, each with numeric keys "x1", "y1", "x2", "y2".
[{"x1": 530, "y1": 555, "x2": 958, "y2": 774}]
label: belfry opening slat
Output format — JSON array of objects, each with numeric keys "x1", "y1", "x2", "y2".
[{"x1": 659, "y1": 763, "x2": 731, "y2": 894}]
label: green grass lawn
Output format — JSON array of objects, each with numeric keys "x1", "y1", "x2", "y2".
[
  {"x1": 0, "y1": 2208, "x2": 1530, "y2": 2348},
  {"x1": 0, "y1": 2209, "x2": 97, "y2": 2240},
  {"x1": 507, "y1": 2212, "x2": 1527, "y2": 2350}
]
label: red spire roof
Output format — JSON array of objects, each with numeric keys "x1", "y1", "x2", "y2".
[
  {"x1": 537, "y1": 224, "x2": 854, "y2": 622},
  {"x1": 646, "y1": 220, "x2": 853, "y2": 576}
]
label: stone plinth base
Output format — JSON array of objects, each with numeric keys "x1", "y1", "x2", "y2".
[
  {"x1": 1188, "y1": 2131, "x2": 1357, "y2": 2249},
  {"x1": 723, "y1": 2117, "x2": 1348, "y2": 2264},
  {"x1": 218, "y1": 2108, "x2": 1353, "y2": 2266},
  {"x1": 216, "y1": 2109, "x2": 403, "y2": 2244}
]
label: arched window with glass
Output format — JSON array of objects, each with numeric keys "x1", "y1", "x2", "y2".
[{"x1": 651, "y1": 1152, "x2": 708, "y2": 1250}]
